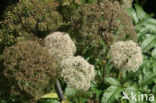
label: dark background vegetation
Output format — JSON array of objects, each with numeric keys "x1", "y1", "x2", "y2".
[
  {"x1": 0, "y1": 0, "x2": 18, "y2": 19},
  {"x1": 135, "y1": 0, "x2": 156, "y2": 18},
  {"x1": 1, "y1": 0, "x2": 156, "y2": 19}
]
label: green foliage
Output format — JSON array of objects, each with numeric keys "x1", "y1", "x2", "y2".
[
  {"x1": 101, "y1": 85, "x2": 122, "y2": 103},
  {"x1": 0, "y1": 0, "x2": 19, "y2": 19},
  {"x1": 0, "y1": 40, "x2": 58, "y2": 102},
  {"x1": 104, "y1": 77, "x2": 120, "y2": 86},
  {"x1": 127, "y1": 4, "x2": 156, "y2": 54}
]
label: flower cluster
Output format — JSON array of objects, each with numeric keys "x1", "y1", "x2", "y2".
[
  {"x1": 70, "y1": 1, "x2": 137, "y2": 45},
  {"x1": 58, "y1": 0, "x2": 82, "y2": 6},
  {"x1": 117, "y1": 0, "x2": 133, "y2": 8},
  {"x1": 1, "y1": 40, "x2": 57, "y2": 102},
  {"x1": 45, "y1": 32, "x2": 95, "y2": 90},
  {"x1": 44, "y1": 32, "x2": 76, "y2": 64},
  {"x1": 107, "y1": 0, "x2": 133, "y2": 8},
  {"x1": 1, "y1": 0, "x2": 63, "y2": 48},
  {"x1": 66, "y1": 1, "x2": 137, "y2": 64},
  {"x1": 61, "y1": 56, "x2": 95, "y2": 90},
  {"x1": 109, "y1": 40, "x2": 143, "y2": 72}
]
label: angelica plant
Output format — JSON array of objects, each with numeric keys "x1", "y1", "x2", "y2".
[
  {"x1": 1, "y1": 40, "x2": 58, "y2": 103},
  {"x1": 109, "y1": 40, "x2": 143, "y2": 72},
  {"x1": 61, "y1": 56, "x2": 95, "y2": 90},
  {"x1": 44, "y1": 32, "x2": 76, "y2": 64}
]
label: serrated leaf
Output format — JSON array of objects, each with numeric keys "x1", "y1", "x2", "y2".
[
  {"x1": 141, "y1": 35, "x2": 156, "y2": 52},
  {"x1": 134, "y1": 4, "x2": 148, "y2": 20},
  {"x1": 136, "y1": 19, "x2": 156, "y2": 33},
  {"x1": 124, "y1": 86, "x2": 141, "y2": 103},
  {"x1": 139, "y1": 72, "x2": 156, "y2": 86},
  {"x1": 137, "y1": 28, "x2": 148, "y2": 42},
  {"x1": 137, "y1": 27, "x2": 149, "y2": 36},
  {"x1": 105, "y1": 63, "x2": 113, "y2": 77},
  {"x1": 151, "y1": 59, "x2": 156, "y2": 72},
  {"x1": 101, "y1": 86, "x2": 122, "y2": 103},
  {"x1": 126, "y1": 8, "x2": 139, "y2": 24},
  {"x1": 147, "y1": 18, "x2": 156, "y2": 26},
  {"x1": 152, "y1": 48, "x2": 156, "y2": 58},
  {"x1": 143, "y1": 23, "x2": 156, "y2": 33},
  {"x1": 125, "y1": 86, "x2": 138, "y2": 93},
  {"x1": 64, "y1": 88, "x2": 77, "y2": 97},
  {"x1": 105, "y1": 77, "x2": 120, "y2": 86}
]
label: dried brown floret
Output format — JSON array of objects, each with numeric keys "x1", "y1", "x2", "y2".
[
  {"x1": 1, "y1": 0, "x2": 63, "y2": 47},
  {"x1": 58, "y1": 0, "x2": 82, "y2": 6},
  {"x1": 70, "y1": 3, "x2": 101, "y2": 37},
  {"x1": 69, "y1": 1, "x2": 137, "y2": 58},
  {"x1": 44, "y1": 32, "x2": 76, "y2": 64},
  {"x1": 109, "y1": 40, "x2": 143, "y2": 72},
  {"x1": 61, "y1": 56, "x2": 95, "y2": 90},
  {"x1": 111, "y1": 0, "x2": 133, "y2": 8},
  {"x1": 102, "y1": 0, "x2": 133, "y2": 8},
  {"x1": 0, "y1": 0, "x2": 19, "y2": 19},
  {"x1": 68, "y1": 3, "x2": 104, "y2": 57},
  {"x1": 1, "y1": 40, "x2": 58, "y2": 102},
  {"x1": 100, "y1": 1, "x2": 137, "y2": 45}
]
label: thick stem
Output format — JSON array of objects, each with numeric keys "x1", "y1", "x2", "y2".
[
  {"x1": 118, "y1": 71, "x2": 122, "y2": 80},
  {"x1": 54, "y1": 79, "x2": 65, "y2": 101},
  {"x1": 103, "y1": 47, "x2": 108, "y2": 83},
  {"x1": 103, "y1": 60, "x2": 106, "y2": 82},
  {"x1": 98, "y1": 0, "x2": 100, "y2": 5}
]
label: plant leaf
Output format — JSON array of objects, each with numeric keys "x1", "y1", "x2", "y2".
[
  {"x1": 105, "y1": 77, "x2": 120, "y2": 86},
  {"x1": 139, "y1": 72, "x2": 156, "y2": 86},
  {"x1": 152, "y1": 48, "x2": 156, "y2": 58},
  {"x1": 126, "y1": 8, "x2": 138, "y2": 24},
  {"x1": 134, "y1": 4, "x2": 148, "y2": 20},
  {"x1": 62, "y1": 100, "x2": 69, "y2": 103},
  {"x1": 141, "y1": 35, "x2": 156, "y2": 52},
  {"x1": 64, "y1": 88, "x2": 77, "y2": 97},
  {"x1": 101, "y1": 86, "x2": 122, "y2": 103},
  {"x1": 41, "y1": 93, "x2": 58, "y2": 99}
]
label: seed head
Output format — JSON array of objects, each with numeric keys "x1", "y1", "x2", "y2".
[
  {"x1": 61, "y1": 56, "x2": 95, "y2": 90},
  {"x1": 109, "y1": 40, "x2": 143, "y2": 72},
  {"x1": 44, "y1": 32, "x2": 76, "y2": 64}
]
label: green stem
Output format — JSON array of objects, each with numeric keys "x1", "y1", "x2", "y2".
[
  {"x1": 118, "y1": 71, "x2": 122, "y2": 81},
  {"x1": 103, "y1": 60, "x2": 106, "y2": 83}
]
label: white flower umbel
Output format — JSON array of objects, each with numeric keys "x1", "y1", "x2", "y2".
[
  {"x1": 109, "y1": 40, "x2": 143, "y2": 72},
  {"x1": 61, "y1": 56, "x2": 95, "y2": 90},
  {"x1": 44, "y1": 32, "x2": 76, "y2": 64}
]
